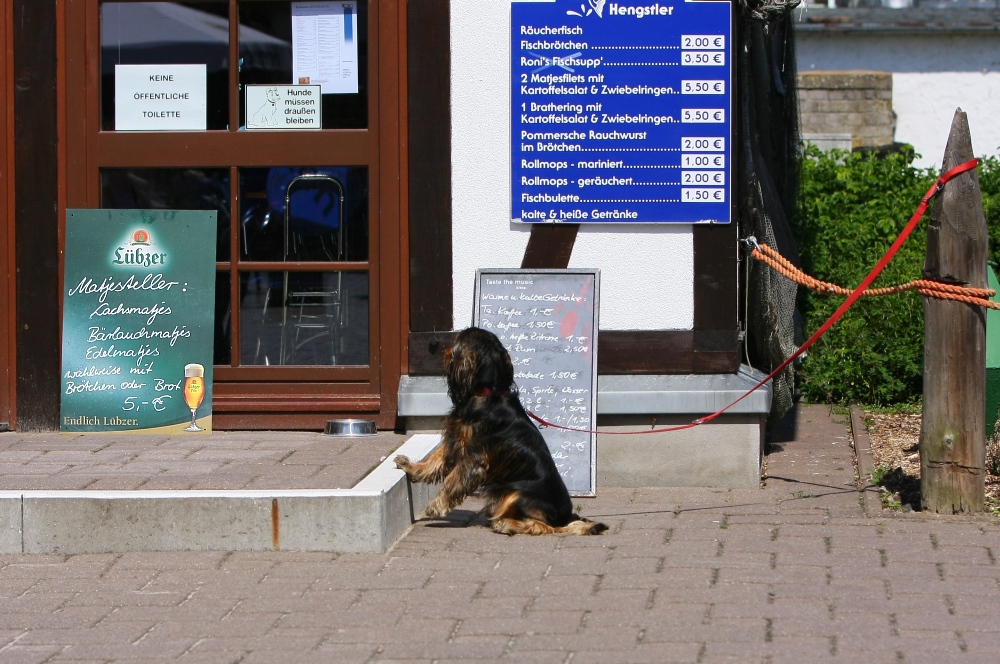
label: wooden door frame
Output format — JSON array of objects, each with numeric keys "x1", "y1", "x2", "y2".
[
  {"x1": 60, "y1": 0, "x2": 408, "y2": 430},
  {"x1": 0, "y1": 0, "x2": 12, "y2": 429}
]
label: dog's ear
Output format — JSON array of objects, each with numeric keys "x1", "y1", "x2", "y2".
[
  {"x1": 446, "y1": 341, "x2": 477, "y2": 404},
  {"x1": 485, "y1": 331, "x2": 514, "y2": 390},
  {"x1": 501, "y1": 343, "x2": 514, "y2": 385}
]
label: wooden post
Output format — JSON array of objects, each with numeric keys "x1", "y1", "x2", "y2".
[{"x1": 921, "y1": 109, "x2": 988, "y2": 513}]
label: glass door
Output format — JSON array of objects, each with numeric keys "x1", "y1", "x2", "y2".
[{"x1": 64, "y1": 0, "x2": 405, "y2": 428}]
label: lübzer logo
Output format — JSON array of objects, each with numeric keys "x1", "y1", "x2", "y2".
[{"x1": 112, "y1": 228, "x2": 168, "y2": 268}]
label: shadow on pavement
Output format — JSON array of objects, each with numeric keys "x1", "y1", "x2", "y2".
[{"x1": 767, "y1": 403, "x2": 799, "y2": 450}]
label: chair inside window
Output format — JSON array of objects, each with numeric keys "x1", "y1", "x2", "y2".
[{"x1": 279, "y1": 174, "x2": 347, "y2": 365}]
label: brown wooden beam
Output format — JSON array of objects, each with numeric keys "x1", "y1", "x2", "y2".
[
  {"x1": 693, "y1": 223, "x2": 738, "y2": 332},
  {"x1": 521, "y1": 224, "x2": 579, "y2": 269},
  {"x1": 13, "y1": 0, "x2": 60, "y2": 429},
  {"x1": 411, "y1": 328, "x2": 738, "y2": 377},
  {"x1": 408, "y1": 330, "x2": 458, "y2": 375},
  {"x1": 597, "y1": 330, "x2": 738, "y2": 375},
  {"x1": 407, "y1": 0, "x2": 453, "y2": 333}
]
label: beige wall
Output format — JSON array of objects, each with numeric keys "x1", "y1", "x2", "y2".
[{"x1": 797, "y1": 70, "x2": 895, "y2": 150}]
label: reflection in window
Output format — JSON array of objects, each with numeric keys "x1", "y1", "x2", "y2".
[
  {"x1": 239, "y1": 1, "x2": 368, "y2": 129},
  {"x1": 239, "y1": 166, "x2": 369, "y2": 263},
  {"x1": 100, "y1": 168, "x2": 232, "y2": 261},
  {"x1": 240, "y1": 270, "x2": 369, "y2": 366},
  {"x1": 100, "y1": 2, "x2": 230, "y2": 130}
]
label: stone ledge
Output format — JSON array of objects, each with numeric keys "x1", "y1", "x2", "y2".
[
  {"x1": 398, "y1": 366, "x2": 772, "y2": 418},
  {"x1": 398, "y1": 368, "x2": 771, "y2": 487},
  {"x1": 0, "y1": 435, "x2": 442, "y2": 555}
]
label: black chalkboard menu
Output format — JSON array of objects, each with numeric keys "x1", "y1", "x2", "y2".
[
  {"x1": 60, "y1": 209, "x2": 217, "y2": 433},
  {"x1": 474, "y1": 269, "x2": 599, "y2": 496}
]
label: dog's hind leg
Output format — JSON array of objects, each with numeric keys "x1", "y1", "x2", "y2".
[
  {"x1": 487, "y1": 492, "x2": 608, "y2": 536},
  {"x1": 485, "y1": 493, "x2": 551, "y2": 535},
  {"x1": 491, "y1": 517, "x2": 558, "y2": 536},
  {"x1": 492, "y1": 517, "x2": 608, "y2": 536},
  {"x1": 556, "y1": 519, "x2": 609, "y2": 536}
]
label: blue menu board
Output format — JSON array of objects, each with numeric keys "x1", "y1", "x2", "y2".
[
  {"x1": 511, "y1": 0, "x2": 733, "y2": 224},
  {"x1": 60, "y1": 210, "x2": 217, "y2": 433}
]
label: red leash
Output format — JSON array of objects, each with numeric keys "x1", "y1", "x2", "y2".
[{"x1": 528, "y1": 158, "x2": 981, "y2": 436}]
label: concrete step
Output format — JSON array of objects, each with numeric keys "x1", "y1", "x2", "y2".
[{"x1": 0, "y1": 434, "x2": 440, "y2": 555}]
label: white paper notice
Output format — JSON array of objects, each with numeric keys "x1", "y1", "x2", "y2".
[
  {"x1": 115, "y1": 64, "x2": 207, "y2": 131},
  {"x1": 246, "y1": 85, "x2": 322, "y2": 129},
  {"x1": 292, "y1": 1, "x2": 359, "y2": 95}
]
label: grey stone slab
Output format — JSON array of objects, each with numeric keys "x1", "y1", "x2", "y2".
[
  {"x1": 22, "y1": 493, "x2": 284, "y2": 554},
  {"x1": 398, "y1": 367, "x2": 772, "y2": 417},
  {"x1": 598, "y1": 415, "x2": 764, "y2": 488},
  {"x1": 0, "y1": 493, "x2": 21, "y2": 553}
]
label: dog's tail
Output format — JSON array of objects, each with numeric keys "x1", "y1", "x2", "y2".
[{"x1": 558, "y1": 519, "x2": 609, "y2": 536}]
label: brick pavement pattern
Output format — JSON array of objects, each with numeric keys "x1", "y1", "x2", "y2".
[
  {"x1": 3, "y1": 405, "x2": 1000, "y2": 663},
  {"x1": 0, "y1": 431, "x2": 403, "y2": 491}
]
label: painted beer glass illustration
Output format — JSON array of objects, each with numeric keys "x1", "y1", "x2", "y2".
[{"x1": 183, "y1": 363, "x2": 206, "y2": 431}]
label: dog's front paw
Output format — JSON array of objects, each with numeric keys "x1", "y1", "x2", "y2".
[{"x1": 394, "y1": 455, "x2": 413, "y2": 474}]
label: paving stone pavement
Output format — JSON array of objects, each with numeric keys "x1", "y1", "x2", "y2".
[
  {"x1": 0, "y1": 431, "x2": 404, "y2": 491},
  {"x1": 3, "y1": 404, "x2": 1000, "y2": 663}
]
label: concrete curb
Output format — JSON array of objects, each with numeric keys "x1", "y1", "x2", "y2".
[
  {"x1": 849, "y1": 404, "x2": 883, "y2": 516},
  {"x1": 0, "y1": 434, "x2": 442, "y2": 555}
]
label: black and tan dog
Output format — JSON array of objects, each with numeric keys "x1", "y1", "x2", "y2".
[{"x1": 395, "y1": 327, "x2": 607, "y2": 536}]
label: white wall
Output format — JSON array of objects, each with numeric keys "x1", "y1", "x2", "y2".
[
  {"x1": 450, "y1": 0, "x2": 696, "y2": 331},
  {"x1": 796, "y1": 32, "x2": 1000, "y2": 167}
]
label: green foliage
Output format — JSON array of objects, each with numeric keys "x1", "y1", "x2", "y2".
[
  {"x1": 980, "y1": 155, "x2": 1000, "y2": 267},
  {"x1": 793, "y1": 146, "x2": 1000, "y2": 406},
  {"x1": 869, "y1": 465, "x2": 888, "y2": 485}
]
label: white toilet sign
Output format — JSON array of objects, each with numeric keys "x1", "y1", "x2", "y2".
[
  {"x1": 245, "y1": 85, "x2": 322, "y2": 130},
  {"x1": 115, "y1": 64, "x2": 207, "y2": 131}
]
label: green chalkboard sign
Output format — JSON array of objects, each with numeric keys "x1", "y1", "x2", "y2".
[{"x1": 60, "y1": 210, "x2": 217, "y2": 433}]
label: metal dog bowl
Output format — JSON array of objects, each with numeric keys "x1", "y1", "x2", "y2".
[{"x1": 324, "y1": 419, "x2": 377, "y2": 436}]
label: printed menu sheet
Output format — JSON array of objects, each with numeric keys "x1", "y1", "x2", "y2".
[{"x1": 292, "y1": 1, "x2": 359, "y2": 94}]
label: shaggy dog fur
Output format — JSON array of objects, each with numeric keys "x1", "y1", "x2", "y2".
[{"x1": 395, "y1": 327, "x2": 607, "y2": 536}]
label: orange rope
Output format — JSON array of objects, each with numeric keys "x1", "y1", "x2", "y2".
[{"x1": 751, "y1": 242, "x2": 1000, "y2": 310}]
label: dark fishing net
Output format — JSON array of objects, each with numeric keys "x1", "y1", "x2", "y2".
[{"x1": 737, "y1": 0, "x2": 802, "y2": 419}]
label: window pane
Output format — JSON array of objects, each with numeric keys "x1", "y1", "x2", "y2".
[
  {"x1": 100, "y1": 168, "x2": 232, "y2": 261},
  {"x1": 239, "y1": 270, "x2": 368, "y2": 366},
  {"x1": 238, "y1": 1, "x2": 368, "y2": 129},
  {"x1": 239, "y1": 166, "x2": 368, "y2": 262},
  {"x1": 100, "y1": 2, "x2": 230, "y2": 130}
]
